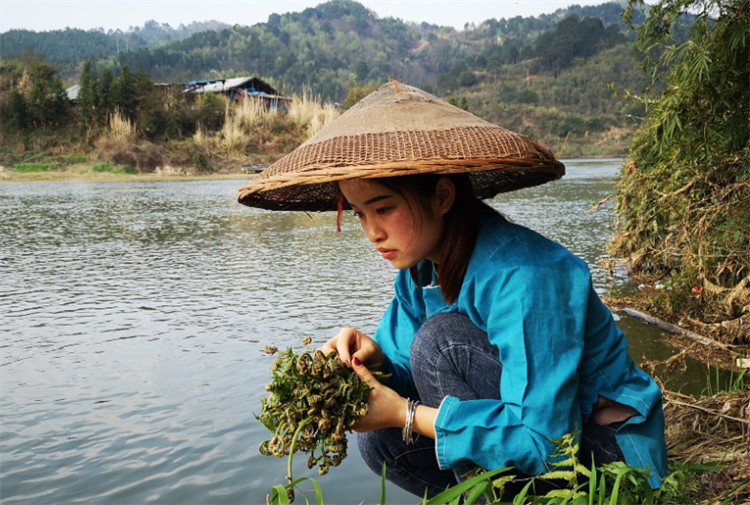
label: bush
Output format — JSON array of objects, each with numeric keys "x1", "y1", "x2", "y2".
[
  {"x1": 516, "y1": 89, "x2": 539, "y2": 105},
  {"x1": 12, "y1": 162, "x2": 51, "y2": 172}
]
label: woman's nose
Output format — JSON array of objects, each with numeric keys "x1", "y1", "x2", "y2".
[{"x1": 363, "y1": 220, "x2": 385, "y2": 243}]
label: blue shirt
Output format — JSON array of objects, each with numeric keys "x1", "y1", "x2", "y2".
[{"x1": 373, "y1": 216, "x2": 668, "y2": 488}]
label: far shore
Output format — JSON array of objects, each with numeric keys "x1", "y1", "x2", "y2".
[
  {"x1": 0, "y1": 157, "x2": 624, "y2": 183},
  {"x1": 0, "y1": 166, "x2": 254, "y2": 183}
]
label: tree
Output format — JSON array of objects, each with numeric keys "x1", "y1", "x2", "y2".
[
  {"x1": 7, "y1": 88, "x2": 31, "y2": 131},
  {"x1": 24, "y1": 60, "x2": 67, "y2": 127},
  {"x1": 109, "y1": 64, "x2": 138, "y2": 121},
  {"x1": 77, "y1": 61, "x2": 102, "y2": 131},
  {"x1": 355, "y1": 60, "x2": 369, "y2": 82}
]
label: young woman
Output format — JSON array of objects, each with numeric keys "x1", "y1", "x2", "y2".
[{"x1": 238, "y1": 82, "x2": 668, "y2": 500}]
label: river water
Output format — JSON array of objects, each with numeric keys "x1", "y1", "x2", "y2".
[{"x1": 0, "y1": 160, "x2": 709, "y2": 505}]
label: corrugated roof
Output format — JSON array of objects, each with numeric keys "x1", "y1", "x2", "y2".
[
  {"x1": 190, "y1": 77, "x2": 256, "y2": 93},
  {"x1": 66, "y1": 84, "x2": 80, "y2": 101}
]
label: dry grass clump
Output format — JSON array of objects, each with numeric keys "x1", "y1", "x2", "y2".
[
  {"x1": 306, "y1": 103, "x2": 339, "y2": 138},
  {"x1": 235, "y1": 95, "x2": 276, "y2": 130},
  {"x1": 220, "y1": 115, "x2": 247, "y2": 156},
  {"x1": 17, "y1": 71, "x2": 32, "y2": 95},
  {"x1": 107, "y1": 109, "x2": 136, "y2": 145},
  {"x1": 287, "y1": 86, "x2": 318, "y2": 127},
  {"x1": 663, "y1": 389, "x2": 750, "y2": 503},
  {"x1": 287, "y1": 87, "x2": 340, "y2": 138}
]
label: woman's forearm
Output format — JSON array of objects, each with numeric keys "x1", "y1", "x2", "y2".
[{"x1": 413, "y1": 404, "x2": 437, "y2": 439}]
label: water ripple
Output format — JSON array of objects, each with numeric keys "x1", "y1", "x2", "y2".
[{"x1": 0, "y1": 166, "x2": 708, "y2": 504}]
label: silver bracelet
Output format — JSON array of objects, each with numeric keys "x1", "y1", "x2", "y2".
[{"x1": 402, "y1": 398, "x2": 420, "y2": 445}]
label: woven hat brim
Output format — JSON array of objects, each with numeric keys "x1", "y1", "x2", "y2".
[{"x1": 238, "y1": 125, "x2": 564, "y2": 211}]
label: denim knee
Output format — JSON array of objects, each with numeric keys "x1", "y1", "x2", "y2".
[{"x1": 410, "y1": 312, "x2": 502, "y2": 408}]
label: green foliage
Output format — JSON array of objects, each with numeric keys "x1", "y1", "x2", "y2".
[
  {"x1": 0, "y1": 28, "x2": 121, "y2": 64},
  {"x1": 26, "y1": 62, "x2": 67, "y2": 127},
  {"x1": 609, "y1": 0, "x2": 750, "y2": 341},
  {"x1": 267, "y1": 429, "x2": 716, "y2": 505},
  {"x1": 109, "y1": 65, "x2": 138, "y2": 122},
  {"x1": 191, "y1": 152, "x2": 214, "y2": 174},
  {"x1": 11, "y1": 162, "x2": 51, "y2": 172},
  {"x1": 703, "y1": 362, "x2": 748, "y2": 395},
  {"x1": 91, "y1": 162, "x2": 138, "y2": 174},
  {"x1": 536, "y1": 15, "x2": 629, "y2": 70},
  {"x1": 341, "y1": 81, "x2": 380, "y2": 108},
  {"x1": 7, "y1": 89, "x2": 31, "y2": 131},
  {"x1": 622, "y1": 0, "x2": 749, "y2": 163},
  {"x1": 446, "y1": 97, "x2": 469, "y2": 111},
  {"x1": 78, "y1": 61, "x2": 102, "y2": 130},
  {"x1": 92, "y1": 162, "x2": 115, "y2": 172}
]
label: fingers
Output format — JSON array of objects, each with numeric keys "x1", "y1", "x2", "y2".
[
  {"x1": 351, "y1": 356, "x2": 375, "y2": 384},
  {"x1": 321, "y1": 327, "x2": 383, "y2": 369},
  {"x1": 334, "y1": 327, "x2": 356, "y2": 366}
]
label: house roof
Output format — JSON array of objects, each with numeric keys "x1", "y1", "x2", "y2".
[
  {"x1": 184, "y1": 76, "x2": 279, "y2": 96},
  {"x1": 66, "y1": 84, "x2": 80, "y2": 101}
]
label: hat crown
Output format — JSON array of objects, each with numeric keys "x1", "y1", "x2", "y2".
[
  {"x1": 303, "y1": 82, "x2": 492, "y2": 147},
  {"x1": 237, "y1": 81, "x2": 564, "y2": 211}
]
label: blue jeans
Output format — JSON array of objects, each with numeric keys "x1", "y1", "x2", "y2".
[{"x1": 358, "y1": 313, "x2": 625, "y2": 500}]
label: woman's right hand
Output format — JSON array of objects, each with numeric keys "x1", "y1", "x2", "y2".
[{"x1": 320, "y1": 327, "x2": 384, "y2": 368}]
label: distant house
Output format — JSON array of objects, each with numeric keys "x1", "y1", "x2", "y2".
[
  {"x1": 65, "y1": 84, "x2": 80, "y2": 102},
  {"x1": 183, "y1": 76, "x2": 290, "y2": 110},
  {"x1": 64, "y1": 76, "x2": 289, "y2": 110}
]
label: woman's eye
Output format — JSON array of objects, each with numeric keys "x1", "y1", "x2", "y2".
[
  {"x1": 376, "y1": 207, "x2": 391, "y2": 215},
  {"x1": 349, "y1": 211, "x2": 363, "y2": 219}
]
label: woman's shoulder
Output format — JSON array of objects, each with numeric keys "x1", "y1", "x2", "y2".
[{"x1": 470, "y1": 216, "x2": 589, "y2": 278}]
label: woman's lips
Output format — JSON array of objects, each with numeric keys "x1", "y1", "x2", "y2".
[{"x1": 378, "y1": 248, "x2": 397, "y2": 259}]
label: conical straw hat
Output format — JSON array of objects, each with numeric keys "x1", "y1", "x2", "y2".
[{"x1": 238, "y1": 81, "x2": 564, "y2": 211}]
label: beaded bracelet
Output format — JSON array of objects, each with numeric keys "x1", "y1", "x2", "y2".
[{"x1": 402, "y1": 398, "x2": 420, "y2": 445}]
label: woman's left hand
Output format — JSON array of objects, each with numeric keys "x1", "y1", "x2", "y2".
[{"x1": 349, "y1": 357, "x2": 407, "y2": 432}]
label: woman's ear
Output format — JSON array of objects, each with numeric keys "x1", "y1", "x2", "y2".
[{"x1": 435, "y1": 177, "x2": 456, "y2": 215}]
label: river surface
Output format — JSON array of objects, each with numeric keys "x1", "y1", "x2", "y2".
[{"x1": 0, "y1": 160, "x2": 709, "y2": 505}]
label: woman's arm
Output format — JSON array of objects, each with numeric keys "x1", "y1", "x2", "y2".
[{"x1": 350, "y1": 357, "x2": 438, "y2": 438}]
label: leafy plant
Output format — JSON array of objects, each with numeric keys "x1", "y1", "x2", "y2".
[
  {"x1": 264, "y1": 427, "x2": 720, "y2": 505},
  {"x1": 259, "y1": 338, "x2": 389, "y2": 503}
]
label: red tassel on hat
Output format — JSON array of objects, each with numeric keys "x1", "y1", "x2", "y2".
[{"x1": 336, "y1": 190, "x2": 344, "y2": 233}]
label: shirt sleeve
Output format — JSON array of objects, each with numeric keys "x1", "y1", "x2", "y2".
[
  {"x1": 372, "y1": 271, "x2": 423, "y2": 399},
  {"x1": 434, "y1": 253, "x2": 593, "y2": 476}
]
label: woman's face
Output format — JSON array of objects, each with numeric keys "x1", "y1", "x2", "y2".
[{"x1": 339, "y1": 179, "x2": 448, "y2": 270}]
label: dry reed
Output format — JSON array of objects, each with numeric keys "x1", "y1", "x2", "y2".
[
  {"x1": 306, "y1": 103, "x2": 339, "y2": 138},
  {"x1": 287, "y1": 86, "x2": 319, "y2": 127},
  {"x1": 192, "y1": 123, "x2": 217, "y2": 153},
  {"x1": 107, "y1": 109, "x2": 136, "y2": 144},
  {"x1": 220, "y1": 114, "x2": 247, "y2": 156},
  {"x1": 17, "y1": 71, "x2": 32, "y2": 96},
  {"x1": 238, "y1": 96, "x2": 266, "y2": 131}
]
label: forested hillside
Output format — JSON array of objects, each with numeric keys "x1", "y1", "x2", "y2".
[
  {"x1": 0, "y1": 20, "x2": 233, "y2": 68},
  {"x1": 2, "y1": 1, "x2": 640, "y2": 97},
  {"x1": 1, "y1": 0, "x2": 659, "y2": 169}
]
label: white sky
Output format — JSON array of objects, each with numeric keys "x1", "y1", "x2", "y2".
[{"x1": 0, "y1": 0, "x2": 620, "y2": 33}]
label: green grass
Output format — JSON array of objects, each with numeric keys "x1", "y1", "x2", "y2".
[
  {"x1": 11, "y1": 162, "x2": 52, "y2": 172},
  {"x1": 263, "y1": 429, "x2": 731, "y2": 505},
  {"x1": 92, "y1": 162, "x2": 137, "y2": 175},
  {"x1": 702, "y1": 362, "x2": 748, "y2": 396}
]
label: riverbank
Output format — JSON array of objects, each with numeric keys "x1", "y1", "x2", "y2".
[{"x1": 0, "y1": 162, "x2": 253, "y2": 182}]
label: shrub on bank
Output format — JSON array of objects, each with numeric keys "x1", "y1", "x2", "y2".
[{"x1": 11, "y1": 162, "x2": 51, "y2": 172}]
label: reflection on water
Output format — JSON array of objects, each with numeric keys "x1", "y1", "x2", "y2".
[{"x1": 0, "y1": 162, "x2": 709, "y2": 504}]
